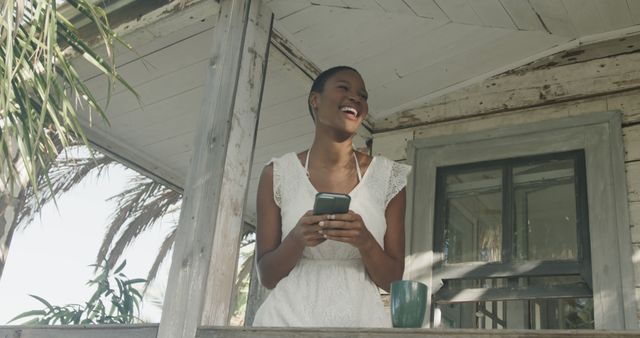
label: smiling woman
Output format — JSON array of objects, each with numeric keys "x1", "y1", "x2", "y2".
[{"x1": 252, "y1": 66, "x2": 411, "y2": 327}]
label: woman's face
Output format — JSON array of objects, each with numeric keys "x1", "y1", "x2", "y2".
[{"x1": 310, "y1": 69, "x2": 369, "y2": 136}]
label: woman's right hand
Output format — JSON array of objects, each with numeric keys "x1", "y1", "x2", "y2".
[{"x1": 292, "y1": 210, "x2": 326, "y2": 247}]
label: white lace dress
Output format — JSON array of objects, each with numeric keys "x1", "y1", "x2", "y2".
[{"x1": 252, "y1": 152, "x2": 411, "y2": 327}]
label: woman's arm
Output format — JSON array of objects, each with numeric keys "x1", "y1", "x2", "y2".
[
  {"x1": 319, "y1": 188, "x2": 406, "y2": 291},
  {"x1": 360, "y1": 188, "x2": 405, "y2": 291},
  {"x1": 255, "y1": 164, "x2": 326, "y2": 289}
]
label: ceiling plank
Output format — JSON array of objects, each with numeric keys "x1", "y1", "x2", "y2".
[
  {"x1": 369, "y1": 30, "x2": 559, "y2": 115},
  {"x1": 266, "y1": 0, "x2": 312, "y2": 20},
  {"x1": 629, "y1": 0, "x2": 640, "y2": 24},
  {"x1": 595, "y1": 0, "x2": 634, "y2": 31},
  {"x1": 373, "y1": 49, "x2": 640, "y2": 132},
  {"x1": 374, "y1": 0, "x2": 415, "y2": 15},
  {"x1": 341, "y1": 0, "x2": 384, "y2": 12},
  {"x1": 499, "y1": 0, "x2": 545, "y2": 31},
  {"x1": 562, "y1": 0, "x2": 606, "y2": 36},
  {"x1": 528, "y1": 0, "x2": 578, "y2": 37},
  {"x1": 403, "y1": 0, "x2": 450, "y2": 21},
  {"x1": 469, "y1": 0, "x2": 517, "y2": 29},
  {"x1": 434, "y1": 0, "x2": 484, "y2": 26}
]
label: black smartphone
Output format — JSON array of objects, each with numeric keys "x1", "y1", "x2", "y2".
[{"x1": 313, "y1": 192, "x2": 351, "y2": 215}]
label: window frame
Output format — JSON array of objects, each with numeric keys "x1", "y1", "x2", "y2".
[
  {"x1": 432, "y1": 150, "x2": 592, "y2": 285},
  {"x1": 405, "y1": 112, "x2": 637, "y2": 329}
]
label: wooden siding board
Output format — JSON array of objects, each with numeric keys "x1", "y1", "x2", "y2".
[
  {"x1": 630, "y1": 202, "x2": 640, "y2": 243},
  {"x1": 469, "y1": 0, "x2": 517, "y2": 29},
  {"x1": 499, "y1": 0, "x2": 545, "y2": 31},
  {"x1": 372, "y1": 130, "x2": 414, "y2": 161},
  {"x1": 624, "y1": 124, "x2": 640, "y2": 162},
  {"x1": 607, "y1": 91, "x2": 640, "y2": 125},
  {"x1": 628, "y1": 161, "x2": 640, "y2": 203},
  {"x1": 528, "y1": 0, "x2": 578, "y2": 37},
  {"x1": 434, "y1": 0, "x2": 484, "y2": 26}
]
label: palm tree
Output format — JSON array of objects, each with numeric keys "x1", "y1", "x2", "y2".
[
  {"x1": 0, "y1": 0, "x2": 135, "y2": 279},
  {"x1": 15, "y1": 144, "x2": 256, "y2": 304}
]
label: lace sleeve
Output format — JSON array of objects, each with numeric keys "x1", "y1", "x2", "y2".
[
  {"x1": 268, "y1": 158, "x2": 282, "y2": 207},
  {"x1": 385, "y1": 161, "x2": 412, "y2": 207}
]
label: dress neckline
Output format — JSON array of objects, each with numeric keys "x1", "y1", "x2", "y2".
[{"x1": 295, "y1": 151, "x2": 376, "y2": 196}]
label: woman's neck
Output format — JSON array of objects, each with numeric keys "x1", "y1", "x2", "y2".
[{"x1": 309, "y1": 136, "x2": 355, "y2": 168}]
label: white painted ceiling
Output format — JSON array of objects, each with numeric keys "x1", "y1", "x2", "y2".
[{"x1": 74, "y1": 0, "x2": 640, "y2": 219}]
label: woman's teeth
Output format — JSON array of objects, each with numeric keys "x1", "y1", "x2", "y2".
[{"x1": 341, "y1": 107, "x2": 358, "y2": 117}]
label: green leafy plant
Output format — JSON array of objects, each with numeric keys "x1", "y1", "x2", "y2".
[
  {"x1": 0, "y1": 0, "x2": 136, "y2": 194},
  {"x1": 10, "y1": 260, "x2": 145, "y2": 325}
]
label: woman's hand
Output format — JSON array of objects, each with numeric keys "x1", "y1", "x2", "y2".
[
  {"x1": 291, "y1": 210, "x2": 327, "y2": 247},
  {"x1": 318, "y1": 210, "x2": 375, "y2": 250}
]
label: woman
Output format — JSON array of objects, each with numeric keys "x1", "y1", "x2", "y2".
[{"x1": 252, "y1": 66, "x2": 411, "y2": 327}]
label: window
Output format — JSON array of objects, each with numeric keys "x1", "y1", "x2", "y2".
[
  {"x1": 433, "y1": 151, "x2": 593, "y2": 329},
  {"x1": 406, "y1": 112, "x2": 637, "y2": 329}
]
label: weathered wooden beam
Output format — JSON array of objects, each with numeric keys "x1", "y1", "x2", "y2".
[
  {"x1": 157, "y1": 0, "x2": 273, "y2": 337},
  {"x1": 0, "y1": 324, "x2": 158, "y2": 338},
  {"x1": 195, "y1": 326, "x2": 640, "y2": 338},
  {"x1": 374, "y1": 51, "x2": 640, "y2": 132}
]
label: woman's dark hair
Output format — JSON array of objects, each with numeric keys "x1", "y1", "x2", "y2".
[{"x1": 307, "y1": 66, "x2": 360, "y2": 121}]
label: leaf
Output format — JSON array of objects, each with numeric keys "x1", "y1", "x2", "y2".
[
  {"x1": 29, "y1": 294, "x2": 55, "y2": 311},
  {"x1": 8, "y1": 309, "x2": 46, "y2": 323}
]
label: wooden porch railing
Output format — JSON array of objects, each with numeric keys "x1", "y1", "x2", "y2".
[{"x1": 1, "y1": 325, "x2": 638, "y2": 338}]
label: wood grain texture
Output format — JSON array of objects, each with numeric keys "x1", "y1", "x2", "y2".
[
  {"x1": 195, "y1": 326, "x2": 640, "y2": 337},
  {"x1": 0, "y1": 325, "x2": 158, "y2": 338},
  {"x1": 157, "y1": 0, "x2": 272, "y2": 337},
  {"x1": 375, "y1": 51, "x2": 640, "y2": 132}
]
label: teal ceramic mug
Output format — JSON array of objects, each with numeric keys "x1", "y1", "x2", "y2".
[{"x1": 390, "y1": 280, "x2": 428, "y2": 328}]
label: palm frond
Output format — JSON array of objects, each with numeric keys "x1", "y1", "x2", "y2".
[
  {"x1": 96, "y1": 177, "x2": 182, "y2": 270},
  {"x1": 16, "y1": 147, "x2": 117, "y2": 228},
  {"x1": 145, "y1": 227, "x2": 176, "y2": 289},
  {"x1": 0, "y1": 0, "x2": 137, "y2": 196}
]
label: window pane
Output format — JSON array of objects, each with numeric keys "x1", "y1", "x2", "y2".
[
  {"x1": 443, "y1": 169, "x2": 502, "y2": 263},
  {"x1": 512, "y1": 159, "x2": 578, "y2": 261}
]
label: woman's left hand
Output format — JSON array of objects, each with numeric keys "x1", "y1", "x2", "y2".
[{"x1": 318, "y1": 210, "x2": 375, "y2": 250}]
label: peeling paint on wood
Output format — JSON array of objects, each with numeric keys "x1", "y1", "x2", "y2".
[
  {"x1": 372, "y1": 130, "x2": 414, "y2": 161},
  {"x1": 627, "y1": 161, "x2": 640, "y2": 203},
  {"x1": 630, "y1": 202, "x2": 640, "y2": 243},
  {"x1": 624, "y1": 124, "x2": 640, "y2": 162},
  {"x1": 375, "y1": 51, "x2": 640, "y2": 132}
]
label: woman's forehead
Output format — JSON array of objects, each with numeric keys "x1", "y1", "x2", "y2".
[{"x1": 328, "y1": 70, "x2": 365, "y2": 86}]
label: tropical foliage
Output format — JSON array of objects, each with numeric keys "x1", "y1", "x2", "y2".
[
  {"x1": 10, "y1": 260, "x2": 145, "y2": 325},
  {"x1": 0, "y1": 0, "x2": 134, "y2": 194}
]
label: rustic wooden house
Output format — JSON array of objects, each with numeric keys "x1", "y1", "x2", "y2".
[{"x1": 3, "y1": 0, "x2": 640, "y2": 337}]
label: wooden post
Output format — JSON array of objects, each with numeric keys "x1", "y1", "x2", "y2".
[{"x1": 157, "y1": 0, "x2": 273, "y2": 337}]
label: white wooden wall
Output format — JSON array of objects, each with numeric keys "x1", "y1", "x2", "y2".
[{"x1": 372, "y1": 51, "x2": 640, "y2": 323}]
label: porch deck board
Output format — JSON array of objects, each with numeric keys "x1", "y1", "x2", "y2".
[{"x1": 1, "y1": 325, "x2": 638, "y2": 338}]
